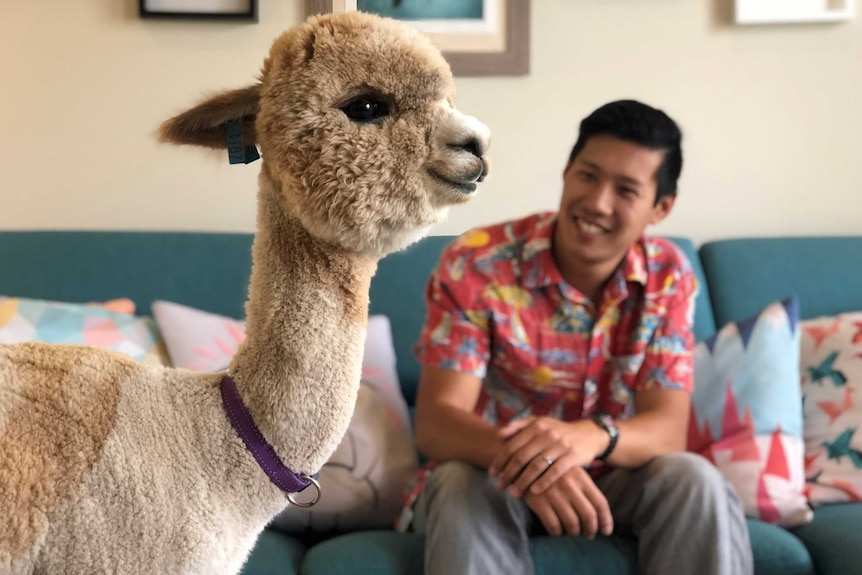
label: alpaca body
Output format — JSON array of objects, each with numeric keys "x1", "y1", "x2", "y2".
[
  {"x1": 1, "y1": 349, "x2": 273, "y2": 575},
  {"x1": 0, "y1": 182, "x2": 375, "y2": 574},
  {"x1": 0, "y1": 11, "x2": 489, "y2": 574}
]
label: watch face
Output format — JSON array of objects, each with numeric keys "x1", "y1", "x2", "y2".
[{"x1": 595, "y1": 413, "x2": 614, "y2": 430}]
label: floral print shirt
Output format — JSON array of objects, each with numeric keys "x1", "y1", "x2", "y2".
[{"x1": 396, "y1": 211, "x2": 697, "y2": 531}]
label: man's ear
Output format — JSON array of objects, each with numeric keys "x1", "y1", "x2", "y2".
[
  {"x1": 159, "y1": 85, "x2": 260, "y2": 149},
  {"x1": 649, "y1": 194, "x2": 676, "y2": 225}
]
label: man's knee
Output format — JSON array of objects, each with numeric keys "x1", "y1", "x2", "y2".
[
  {"x1": 426, "y1": 461, "x2": 491, "y2": 504},
  {"x1": 646, "y1": 452, "x2": 727, "y2": 495}
]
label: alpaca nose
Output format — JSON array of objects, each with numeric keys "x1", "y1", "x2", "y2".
[
  {"x1": 455, "y1": 115, "x2": 491, "y2": 176},
  {"x1": 447, "y1": 112, "x2": 490, "y2": 159},
  {"x1": 448, "y1": 138, "x2": 489, "y2": 182},
  {"x1": 453, "y1": 138, "x2": 483, "y2": 160}
]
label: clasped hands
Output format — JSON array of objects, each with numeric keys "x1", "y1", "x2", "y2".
[{"x1": 487, "y1": 416, "x2": 613, "y2": 538}]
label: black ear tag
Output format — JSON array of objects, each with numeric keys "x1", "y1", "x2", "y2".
[{"x1": 225, "y1": 119, "x2": 260, "y2": 165}]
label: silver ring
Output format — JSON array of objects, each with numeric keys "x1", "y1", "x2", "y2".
[
  {"x1": 287, "y1": 475, "x2": 322, "y2": 508},
  {"x1": 541, "y1": 455, "x2": 554, "y2": 467}
]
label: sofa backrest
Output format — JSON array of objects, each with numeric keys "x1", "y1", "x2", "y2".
[
  {"x1": 0, "y1": 231, "x2": 254, "y2": 319},
  {"x1": 699, "y1": 237, "x2": 862, "y2": 327},
  {"x1": 0, "y1": 231, "x2": 716, "y2": 406}
]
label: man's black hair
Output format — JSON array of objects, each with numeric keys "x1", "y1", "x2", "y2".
[{"x1": 567, "y1": 100, "x2": 683, "y2": 203}]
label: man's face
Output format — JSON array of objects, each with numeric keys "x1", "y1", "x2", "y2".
[{"x1": 555, "y1": 134, "x2": 675, "y2": 269}]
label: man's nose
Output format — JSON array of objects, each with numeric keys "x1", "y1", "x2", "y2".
[{"x1": 582, "y1": 183, "x2": 614, "y2": 215}]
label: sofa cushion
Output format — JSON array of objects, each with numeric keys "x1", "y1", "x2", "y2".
[
  {"x1": 295, "y1": 520, "x2": 812, "y2": 575},
  {"x1": 240, "y1": 529, "x2": 306, "y2": 575},
  {"x1": 300, "y1": 531, "x2": 424, "y2": 575},
  {"x1": 530, "y1": 535, "x2": 637, "y2": 575},
  {"x1": 800, "y1": 312, "x2": 862, "y2": 504},
  {"x1": 688, "y1": 298, "x2": 811, "y2": 526},
  {"x1": 748, "y1": 519, "x2": 815, "y2": 575},
  {"x1": 791, "y1": 503, "x2": 862, "y2": 575},
  {"x1": 534, "y1": 524, "x2": 814, "y2": 575}
]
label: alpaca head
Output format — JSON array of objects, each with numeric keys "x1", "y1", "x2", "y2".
[{"x1": 160, "y1": 12, "x2": 491, "y2": 257}]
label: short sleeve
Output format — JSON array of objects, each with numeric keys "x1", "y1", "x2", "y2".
[
  {"x1": 635, "y1": 261, "x2": 698, "y2": 393},
  {"x1": 414, "y1": 245, "x2": 491, "y2": 378}
]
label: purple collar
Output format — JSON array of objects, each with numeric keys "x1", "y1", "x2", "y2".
[{"x1": 220, "y1": 374, "x2": 320, "y2": 506}]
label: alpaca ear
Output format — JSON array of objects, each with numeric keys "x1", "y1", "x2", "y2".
[{"x1": 159, "y1": 85, "x2": 260, "y2": 150}]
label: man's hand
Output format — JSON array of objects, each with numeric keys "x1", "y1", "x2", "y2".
[
  {"x1": 523, "y1": 467, "x2": 613, "y2": 538},
  {"x1": 488, "y1": 416, "x2": 609, "y2": 497}
]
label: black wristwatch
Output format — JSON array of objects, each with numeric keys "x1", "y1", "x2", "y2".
[{"x1": 590, "y1": 412, "x2": 619, "y2": 461}]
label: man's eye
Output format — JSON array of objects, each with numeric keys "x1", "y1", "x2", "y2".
[
  {"x1": 341, "y1": 96, "x2": 390, "y2": 123},
  {"x1": 579, "y1": 172, "x2": 596, "y2": 182}
]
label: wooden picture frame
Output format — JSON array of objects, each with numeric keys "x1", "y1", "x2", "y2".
[
  {"x1": 140, "y1": 0, "x2": 258, "y2": 22},
  {"x1": 306, "y1": 0, "x2": 529, "y2": 76}
]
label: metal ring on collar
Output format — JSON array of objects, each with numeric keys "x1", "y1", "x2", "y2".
[{"x1": 287, "y1": 475, "x2": 322, "y2": 508}]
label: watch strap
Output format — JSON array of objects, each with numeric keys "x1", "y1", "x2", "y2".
[{"x1": 591, "y1": 412, "x2": 619, "y2": 461}]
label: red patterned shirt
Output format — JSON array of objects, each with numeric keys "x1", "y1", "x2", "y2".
[{"x1": 396, "y1": 211, "x2": 697, "y2": 531}]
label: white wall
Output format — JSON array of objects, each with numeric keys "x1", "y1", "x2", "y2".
[{"x1": 1, "y1": 0, "x2": 860, "y2": 243}]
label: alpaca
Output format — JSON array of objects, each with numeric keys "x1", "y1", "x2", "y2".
[{"x1": 0, "y1": 12, "x2": 489, "y2": 575}]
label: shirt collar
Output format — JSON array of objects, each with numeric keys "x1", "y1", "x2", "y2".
[{"x1": 521, "y1": 214, "x2": 648, "y2": 290}]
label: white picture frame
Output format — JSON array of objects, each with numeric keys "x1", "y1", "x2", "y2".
[{"x1": 735, "y1": 0, "x2": 854, "y2": 24}]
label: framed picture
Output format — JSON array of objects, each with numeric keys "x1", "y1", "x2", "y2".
[
  {"x1": 735, "y1": 0, "x2": 853, "y2": 24},
  {"x1": 306, "y1": 0, "x2": 529, "y2": 76},
  {"x1": 140, "y1": 0, "x2": 258, "y2": 22}
]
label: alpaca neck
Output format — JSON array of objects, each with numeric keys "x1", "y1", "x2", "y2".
[{"x1": 228, "y1": 174, "x2": 376, "y2": 474}]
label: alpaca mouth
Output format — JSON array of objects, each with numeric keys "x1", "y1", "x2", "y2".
[{"x1": 427, "y1": 168, "x2": 480, "y2": 195}]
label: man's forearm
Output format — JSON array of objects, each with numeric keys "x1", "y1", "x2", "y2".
[
  {"x1": 603, "y1": 414, "x2": 683, "y2": 468},
  {"x1": 603, "y1": 398, "x2": 689, "y2": 469},
  {"x1": 415, "y1": 405, "x2": 503, "y2": 470}
]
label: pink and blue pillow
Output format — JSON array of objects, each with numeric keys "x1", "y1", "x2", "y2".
[
  {"x1": 0, "y1": 295, "x2": 162, "y2": 363},
  {"x1": 688, "y1": 297, "x2": 812, "y2": 527}
]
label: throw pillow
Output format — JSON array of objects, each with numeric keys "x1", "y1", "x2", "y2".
[
  {"x1": 0, "y1": 295, "x2": 164, "y2": 364},
  {"x1": 800, "y1": 312, "x2": 862, "y2": 504},
  {"x1": 271, "y1": 373, "x2": 418, "y2": 533},
  {"x1": 151, "y1": 301, "x2": 419, "y2": 532},
  {"x1": 88, "y1": 298, "x2": 136, "y2": 315},
  {"x1": 152, "y1": 300, "x2": 245, "y2": 372},
  {"x1": 688, "y1": 297, "x2": 812, "y2": 527}
]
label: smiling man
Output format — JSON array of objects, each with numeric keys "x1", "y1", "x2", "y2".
[{"x1": 400, "y1": 100, "x2": 753, "y2": 575}]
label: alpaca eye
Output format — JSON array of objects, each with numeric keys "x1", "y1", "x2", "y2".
[{"x1": 341, "y1": 96, "x2": 390, "y2": 123}]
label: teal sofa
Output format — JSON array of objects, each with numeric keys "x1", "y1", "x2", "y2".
[{"x1": 1, "y1": 231, "x2": 860, "y2": 575}]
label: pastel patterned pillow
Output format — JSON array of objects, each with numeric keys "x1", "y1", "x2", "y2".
[
  {"x1": 0, "y1": 295, "x2": 163, "y2": 363},
  {"x1": 151, "y1": 301, "x2": 419, "y2": 532},
  {"x1": 688, "y1": 298, "x2": 812, "y2": 527},
  {"x1": 800, "y1": 312, "x2": 862, "y2": 505}
]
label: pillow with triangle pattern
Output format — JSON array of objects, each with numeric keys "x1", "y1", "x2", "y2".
[{"x1": 687, "y1": 297, "x2": 812, "y2": 527}]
